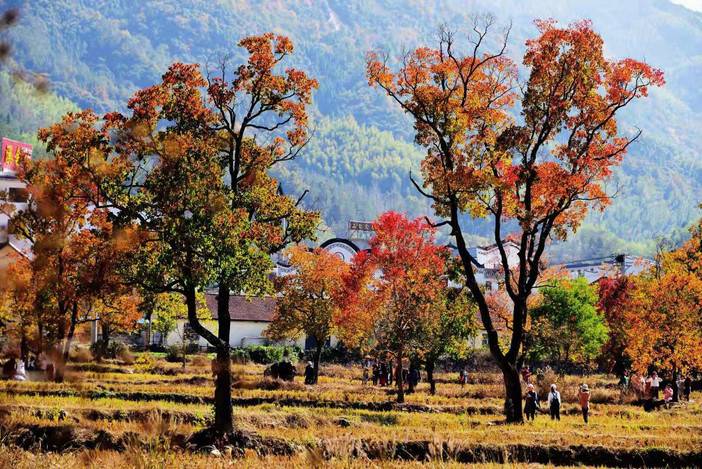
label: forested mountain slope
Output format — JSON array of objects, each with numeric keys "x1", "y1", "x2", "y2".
[{"x1": 2, "y1": 0, "x2": 701, "y2": 259}]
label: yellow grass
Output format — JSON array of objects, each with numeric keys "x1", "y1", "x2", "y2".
[{"x1": 1, "y1": 356, "x2": 700, "y2": 467}]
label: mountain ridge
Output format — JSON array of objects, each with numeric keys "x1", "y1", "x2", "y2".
[{"x1": 2, "y1": 0, "x2": 700, "y2": 260}]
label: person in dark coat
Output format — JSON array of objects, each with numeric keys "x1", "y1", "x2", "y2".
[
  {"x1": 379, "y1": 363, "x2": 388, "y2": 386},
  {"x1": 548, "y1": 384, "x2": 561, "y2": 421},
  {"x1": 304, "y1": 361, "x2": 315, "y2": 385},
  {"x1": 524, "y1": 383, "x2": 539, "y2": 421},
  {"x1": 684, "y1": 376, "x2": 692, "y2": 401}
]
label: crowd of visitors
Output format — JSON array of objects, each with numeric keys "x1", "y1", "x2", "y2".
[
  {"x1": 361, "y1": 359, "x2": 422, "y2": 391},
  {"x1": 518, "y1": 367, "x2": 697, "y2": 423}
]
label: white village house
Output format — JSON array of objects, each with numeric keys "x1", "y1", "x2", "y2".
[
  {"x1": 154, "y1": 223, "x2": 653, "y2": 351},
  {"x1": 158, "y1": 224, "x2": 521, "y2": 351},
  {"x1": 163, "y1": 293, "x2": 306, "y2": 350}
]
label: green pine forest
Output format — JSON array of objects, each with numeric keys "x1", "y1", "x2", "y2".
[{"x1": 2, "y1": 0, "x2": 701, "y2": 261}]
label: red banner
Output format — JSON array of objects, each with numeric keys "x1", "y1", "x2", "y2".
[{"x1": 1, "y1": 138, "x2": 32, "y2": 173}]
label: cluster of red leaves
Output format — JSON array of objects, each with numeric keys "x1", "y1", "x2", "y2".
[{"x1": 336, "y1": 212, "x2": 448, "y2": 355}]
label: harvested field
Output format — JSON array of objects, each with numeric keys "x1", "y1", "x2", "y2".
[{"x1": 0, "y1": 356, "x2": 701, "y2": 467}]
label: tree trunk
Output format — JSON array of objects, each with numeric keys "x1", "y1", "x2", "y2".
[
  {"x1": 100, "y1": 322, "x2": 111, "y2": 360},
  {"x1": 313, "y1": 343, "x2": 323, "y2": 385},
  {"x1": 395, "y1": 354, "x2": 404, "y2": 403},
  {"x1": 672, "y1": 364, "x2": 679, "y2": 402},
  {"x1": 451, "y1": 220, "x2": 527, "y2": 423},
  {"x1": 426, "y1": 359, "x2": 436, "y2": 395},
  {"x1": 56, "y1": 303, "x2": 78, "y2": 383},
  {"x1": 214, "y1": 345, "x2": 233, "y2": 432},
  {"x1": 502, "y1": 363, "x2": 523, "y2": 422},
  {"x1": 145, "y1": 315, "x2": 152, "y2": 351},
  {"x1": 214, "y1": 284, "x2": 233, "y2": 433},
  {"x1": 20, "y1": 333, "x2": 29, "y2": 366}
]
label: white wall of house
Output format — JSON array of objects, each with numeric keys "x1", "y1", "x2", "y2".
[{"x1": 166, "y1": 319, "x2": 305, "y2": 349}]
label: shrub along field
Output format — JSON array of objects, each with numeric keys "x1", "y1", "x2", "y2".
[{"x1": 0, "y1": 354, "x2": 701, "y2": 468}]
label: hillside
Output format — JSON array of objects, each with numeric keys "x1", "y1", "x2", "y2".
[{"x1": 2, "y1": 0, "x2": 701, "y2": 259}]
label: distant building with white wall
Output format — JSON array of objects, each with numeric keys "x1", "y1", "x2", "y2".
[
  {"x1": 164, "y1": 293, "x2": 307, "y2": 350},
  {"x1": 556, "y1": 254, "x2": 653, "y2": 283}
]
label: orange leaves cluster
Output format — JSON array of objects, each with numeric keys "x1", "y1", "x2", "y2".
[
  {"x1": 619, "y1": 220, "x2": 702, "y2": 375},
  {"x1": 5, "y1": 129, "x2": 142, "y2": 354},
  {"x1": 368, "y1": 19, "x2": 663, "y2": 239},
  {"x1": 623, "y1": 269, "x2": 702, "y2": 375},
  {"x1": 267, "y1": 245, "x2": 349, "y2": 343}
]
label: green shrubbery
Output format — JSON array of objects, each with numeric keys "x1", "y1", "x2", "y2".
[
  {"x1": 230, "y1": 345, "x2": 302, "y2": 364},
  {"x1": 90, "y1": 340, "x2": 128, "y2": 360}
]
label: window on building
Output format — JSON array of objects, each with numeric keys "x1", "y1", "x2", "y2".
[
  {"x1": 485, "y1": 281, "x2": 493, "y2": 291},
  {"x1": 481, "y1": 332, "x2": 489, "y2": 348}
]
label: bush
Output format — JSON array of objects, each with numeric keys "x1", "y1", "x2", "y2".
[
  {"x1": 165, "y1": 345, "x2": 185, "y2": 363},
  {"x1": 70, "y1": 346, "x2": 93, "y2": 363},
  {"x1": 231, "y1": 348, "x2": 250, "y2": 364},
  {"x1": 134, "y1": 354, "x2": 155, "y2": 368},
  {"x1": 319, "y1": 343, "x2": 363, "y2": 364},
  {"x1": 233, "y1": 345, "x2": 302, "y2": 365},
  {"x1": 90, "y1": 340, "x2": 128, "y2": 360},
  {"x1": 117, "y1": 347, "x2": 135, "y2": 365}
]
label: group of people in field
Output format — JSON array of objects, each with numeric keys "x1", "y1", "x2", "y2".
[
  {"x1": 522, "y1": 380, "x2": 592, "y2": 423},
  {"x1": 519, "y1": 366, "x2": 592, "y2": 423},
  {"x1": 361, "y1": 359, "x2": 421, "y2": 390},
  {"x1": 623, "y1": 370, "x2": 694, "y2": 410}
]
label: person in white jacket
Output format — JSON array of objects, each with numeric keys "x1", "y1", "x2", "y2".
[{"x1": 548, "y1": 383, "x2": 561, "y2": 420}]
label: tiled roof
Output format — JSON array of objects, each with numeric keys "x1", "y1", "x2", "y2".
[{"x1": 205, "y1": 294, "x2": 276, "y2": 322}]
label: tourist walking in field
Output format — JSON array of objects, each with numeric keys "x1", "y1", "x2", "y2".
[
  {"x1": 578, "y1": 384, "x2": 591, "y2": 423},
  {"x1": 548, "y1": 384, "x2": 561, "y2": 421},
  {"x1": 459, "y1": 367, "x2": 469, "y2": 387},
  {"x1": 524, "y1": 383, "x2": 539, "y2": 421}
]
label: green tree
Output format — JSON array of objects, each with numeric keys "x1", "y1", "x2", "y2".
[
  {"x1": 423, "y1": 286, "x2": 478, "y2": 395},
  {"x1": 527, "y1": 277, "x2": 608, "y2": 370}
]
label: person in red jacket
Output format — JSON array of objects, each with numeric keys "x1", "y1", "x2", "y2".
[{"x1": 578, "y1": 383, "x2": 591, "y2": 424}]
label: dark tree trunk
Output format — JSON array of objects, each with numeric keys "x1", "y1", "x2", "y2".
[
  {"x1": 672, "y1": 365, "x2": 679, "y2": 402},
  {"x1": 100, "y1": 322, "x2": 111, "y2": 359},
  {"x1": 214, "y1": 345, "x2": 233, "y2": 432},
  {"x1": 426, "y1": 359, "x2": 436, "y2": 395},
  {"x1": 313, "y1": 343, "x2": 323, "y2": 385},
  {"x1": 214, "y1": 284, "x2": 233, "y2": 433},
  {"x1": 56, "y1": 303, "x2": 78, "y2": 383},
  {"x1": 502, "y1": 363, "x2": 523, "y2": 422},
  {"x1": 183, "y1": 282, "x2": 233, "y2": 434},
  {"x1": 395, "y1": 354, "x2": 404, "y2": 403},
  {"x1": 20, "y1": 334, "x2": 29, "y2": 366}
]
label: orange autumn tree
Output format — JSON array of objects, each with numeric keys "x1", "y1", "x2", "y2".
[
  {"x1": 42, "y1": 34, "x2": 319, "y2": 434},
  {"x1": 338, "y1": 212, "x2": 448, "y2": 403},
  {"x1": 207, "y1": 33, "x2": 320, "y2": 431},
  {"x1": 0, "y1": 257, "x2": 37, "y2": 361},
  {"x1": 266, "y1": 245, "x2": 349, "y2": 384},
  {"x1": 624, "y1": 244, "x2": 702, "y2": 401},
  {"x1": 367, "y1": 17, "x2": 663, "y2": 421},
  {"x1": 596, "y1": 275, "x2": 632, "y2": 374},
  {"x1": 5, "y1": 151, "x2": 139, "y2": 381}
]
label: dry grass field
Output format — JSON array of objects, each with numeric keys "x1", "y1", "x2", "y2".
[{"x1": 0, "y1": 354, "x2": 701, "y2": 468}]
